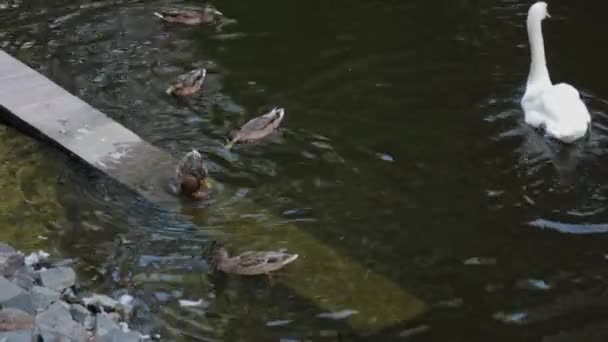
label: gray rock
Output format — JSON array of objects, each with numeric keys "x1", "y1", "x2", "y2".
[
  {"x1": 108, "y1": 312, "x2": 121, "y2": 324},
  {"x1": 70, "y1": 304, "x2": 89, "y2": 325},
  {"x1": 31, "y1": 286, "x2": 60, "y2": 312},
  {"x1": 0, "y1": 308, "x2": 34, "y2": 331},
  {"x1": 35, "y1": 301, "x2": 88, "y2": 342},
  {"x1": 99, "y1": 329, "x2": 140, "y2": 342},
  {"x1": 0, "y1": 276, "x2": 34, "y2": 315},
  {"x1": 10, "y1": 267, "x2": 34, "y2": 291},
  {"x1": 0, "y1": 248, "x2": 24, "y2": 278},
  {"x1": 83, "y1": 314, "x2": 96, "y2": 331},
  {"x1": 62, "y1": 287, "x2": 79, "y2": 303},
  {"x1": 0, "y1": 243, "x2": 16, "y2": 254},
  {"x1": 40, "y1": 267, "x2": 76, "y2": 292},
  {"x1": 0, "y1": 329, "x2": 34, "y2": 342},
  {"x1": 95, "y1": 313, "x2": 120, "y2": 341}
]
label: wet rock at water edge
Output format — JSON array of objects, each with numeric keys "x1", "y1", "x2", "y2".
[
  {"x1": 83, "y1": 314, "x2": 96, "y2": 331},
  {"x1": 39, "y1": 266, "x2": 76, "y2": 292},
  {"x1": 62, "y1": 287, "x2": 80, "y2": 304},
  {"x1": 35, "y1": 301, "x2": 88, "y2": 342},
  {"x1": 96, "y1": 313, "x2": 139, "y2": 342},
  {"x1": 31, "y1": 285, "x2": 61, "y2": 312},
  {"x1": 0, "y1": 276, "x2": 34, "y2": 314},
  {"x1": 10, "y1": 266, "x2": 35, "y2": 291},
  {"x1": 0, "y1": 308, "x2": 34, "y2": 331},
  {"x1": 70, "y1": 304, "x2": 89, "y2": 325},
  {"x1": 0, "y1": 244, "x2": 24, "y2": 278},
  {"x1": 0, "y1": 243, "x2": 17, "y2": 254}
]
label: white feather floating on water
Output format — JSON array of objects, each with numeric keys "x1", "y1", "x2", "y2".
[
  {"x1": 178, "y1": 299, "x2": 205, "y2": 307},
  {"x1": 316, "y1": 309, "x2": 359, "y2": 320}
]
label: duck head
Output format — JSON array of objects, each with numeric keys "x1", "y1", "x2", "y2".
[{"x1": 207, "y1": 240, "x2": 229, "y2": 269}]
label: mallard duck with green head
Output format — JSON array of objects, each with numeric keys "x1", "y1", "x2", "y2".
[
  {"x1": 226, "y1": 107, "x2": 285, "y2": 149},
  {"x1": 207, "y1": 241, "x2": 298, "y2": 275},
  {"x1": 170, "y1": 150, "x2": 211, "y2": 200},
  {"x1": 154, "y1": 5, "x2": 223, "y2": 25},
  {"x1": 166, "y1": 68, "x2": 207, "y2": 96}
]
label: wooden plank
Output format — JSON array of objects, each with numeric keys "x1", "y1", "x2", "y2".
[{"x1": 0, "y1": 49, "x2": 427, "y2": 332}]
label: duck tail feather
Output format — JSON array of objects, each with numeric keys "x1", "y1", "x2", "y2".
[{"x1": 284, "y1": 254, "x2": 298, "y2": 265}]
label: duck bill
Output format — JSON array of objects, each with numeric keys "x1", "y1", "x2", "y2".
[
  {"x1": 213, "y1": 10, "x2": 223, "y2": 16},
  {"x1": 202, "y1": 178, "x2": 213, "y2": 189},
  {"x1": 165, "y1": 85, "x2": 176, "y2": 95}
]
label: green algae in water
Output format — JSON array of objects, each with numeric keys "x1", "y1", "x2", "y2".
[{"x1": 0, "y1": 125, "x2": 65, "y2": 250}]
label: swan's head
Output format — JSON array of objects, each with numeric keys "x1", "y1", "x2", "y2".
[{"x1": 529, "y1": 2, "x2": 550, "y2": 21}]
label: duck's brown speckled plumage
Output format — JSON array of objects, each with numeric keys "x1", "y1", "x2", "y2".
[
  {"x1": 171, "y1": 150, "x2": 210, "y2": 200},
  {"x1": 166, "y1": 68, "x2": 206, "y2": 96},
  {"x1": 208, "y1": 241, "x2": 298, "y2": 275},
  {"x1": 226, "y1": 107, "x2": 285, "y2": 148}
]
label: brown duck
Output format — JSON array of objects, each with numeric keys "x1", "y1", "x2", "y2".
[
  {"x1": 170, "y1": 149, "x2": 211, "y2": 200},
  {"x1": 166, "y1": 68, "x2": 206, "y2": 96},
  {"x1": 208, "y1": 241, "x2": 298, "y2": 275},
  {"x1": 226, "y1": 107, "x2": 285, "y2": 149},
  {"x1": 154, "y1": 5, "x2": 223, "y2": 25}
]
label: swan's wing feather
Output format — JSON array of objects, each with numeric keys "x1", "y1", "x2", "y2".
[{"x1": 541, "y1": 83, "x2": 590, "y2": 123}]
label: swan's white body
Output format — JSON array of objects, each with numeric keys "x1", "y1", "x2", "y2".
[{"x1": 521, "y1": 2, "x2": 591, "y2": 143}]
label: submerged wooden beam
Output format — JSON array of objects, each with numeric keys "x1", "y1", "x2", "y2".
[{"x1": 0, "y1": 49, "x2": 427, "y2": 332}]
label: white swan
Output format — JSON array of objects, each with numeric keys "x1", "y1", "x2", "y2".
[{"x1": 521, "y1": 2, "x2": 591, "y2": 143}]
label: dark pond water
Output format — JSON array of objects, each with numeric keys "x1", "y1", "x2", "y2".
[{"x1": 3, "y1": 0, "x2": 608, "y2": 340}]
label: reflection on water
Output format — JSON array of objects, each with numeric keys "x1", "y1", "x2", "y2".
[{"x1": 3, "y1": 0, "x2": 608, "y2": 340}]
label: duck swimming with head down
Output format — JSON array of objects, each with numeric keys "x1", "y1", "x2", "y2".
[
  {"x1": 170, "y1": 150, "x2": 211, "y2": 200},
  {"x1": 166, "y1": 68, "x2": 207, "y2": 97},
  {"x1": 226, "y1": 107, "x2": 285, "y2": 149}
]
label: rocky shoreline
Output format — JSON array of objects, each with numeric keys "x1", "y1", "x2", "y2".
[{"x1": 0, "y1": 242, "x2": 150, "y2": 341}]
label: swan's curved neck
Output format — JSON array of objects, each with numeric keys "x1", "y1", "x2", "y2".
[{"x1": 527, "y1": 15, "x2": 551, "y2": 88}]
